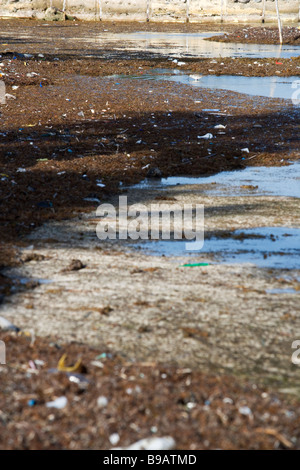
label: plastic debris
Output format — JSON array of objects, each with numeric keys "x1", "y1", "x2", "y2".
[
  {"x1": 97, "y1": 396, "x2": 108, "y2": 408},
  {"x1": 198, "y1": 133, "x2": 213, "y2": 140},
  {"x1": 0, "y1": 316, "x2": 20, "y2": 332},
  {"x1": 57, "y1": 353, "x2": 83, "y2": 373},
  {"x1": 109, "y1": 433, "x2": 120, "y2": 446},
  {"x1": 28, "y1": 399, "x2": 37, "y2": 407},
  {"x1": 83, "y1": 197, "x2": 101, "y2": 203},
  {"x1": 180, "y1": 263, "x2": 210, "y2": 267},
  {"x1": 46, "y1": 396, "x2": 68, "y2": 409},
  {"x1": 239, "y1": 406, "x2": 252, "y2": 417},
  {"x1": 241, "y1": 148, "x2": 250, "y2": 153},
  {"x1": 5, "y1": 93, "x2": 16, "y2": 100},
  {"x1": 223, "y1": 397, "x2": 234, "y2": 404},
  {"x1": 68, "y1": 373, "x2": 89, "y2": 388},
  {"x1": 113, "y1": 436, "x2": 176, "y2": 451},
  {"x1": 96, "y1": 353, "x2": 110, "y2": 360}
]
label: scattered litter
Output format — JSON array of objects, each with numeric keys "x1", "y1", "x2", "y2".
[
  {"x1": 97, "y1": 396, "x2": 108, "y2": 408},
  {"x1": 180, "y1": 263, "x2": 210, "y2": 267},
  {"x1": 83, "y1": 197, "x2": 101, "y2": 203},
  {"x1": 46, "y1": 396, "x2": 68, "y2": 410},
  {"x1": 90, "y1": 360, "x2": 104, "y2": 368},
  {"x1": 198, "y1": 133, "x2": 213, "y2": 140},
  {"x1": 241, "y1": 148, "x2": 250, "y2": 153},
  {"x1": 113, "y1": 436, "x2": 176, "y2": 451},
  {"x1": 28, "y1": 399, "x2": 37, "y2": 407},
  {"x1": 5, "y1": 93, "x2": 16, "y2": 100},
  {"x1": 68, "y1": 373, "x2": 89, "y2": 387},
  {"x1": 0, "y1": 316, "x2": 20, "y2": 332},
  {"x1": 109, "y1": 433, "x2": 120, "y2": 446},
  {"x1": 223, "y1": 397, "x2": 234, "y2": 404},
  {"x1": 57, "y1": 353, "x2": 83, "y2": 373},
  {"x1": 96, "y1": 353, "x2": 110, "y2": 360},
  {"x1": 239, "y1": 406, "x2": 253, "y2": 417}
]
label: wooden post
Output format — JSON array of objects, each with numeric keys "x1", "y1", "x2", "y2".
[
  {"x1": 275, "y1": 0, "x2": 283, "y2": 45},
  {"x1": 186, "y1": 0, "x2": 190, "y2": 23},
  {"x1": 147, "y1": 0, "x2": 151, "y2": 22},
  {"x1": 262, "y1": 0, "x2": 266, "y2": 23},
  {"x1": 220, "y1": 0, "x2": 227, "y2": 23}
]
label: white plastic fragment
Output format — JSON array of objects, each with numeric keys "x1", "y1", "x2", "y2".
[
  {"x1": 83, "y1": 197, "x2": 100, "y2": 203},
  {"x1": 198, "y1": 133, "x2": 213, "y2": 140},
  {"x1": 46, "y1": 396, "x2": 68, "y2": 409},
  {"x1": 223, "y1": 397, "x2": 234, "y2": 404},
  {"x1": 239, "y1": 406, "x2": 252, "y2": 417},
  {"x1": 241, "y1": 148, "x2": 250, "y2": 153},
  {"x1": 0, "y1": 316, "x2": 20, "y2": 332},
  {"x1": 113, "y1": 436, "x2": 176, "y2": 451},
  {"x1": 214, "y1": 125, "x2": 226, "y2": 129},
  {"x1": 97, "y1": 396, "x2": 108, "y2": 408},
  {"x1": 109, "y1": 433, "x2": 120, "y2": 446}
]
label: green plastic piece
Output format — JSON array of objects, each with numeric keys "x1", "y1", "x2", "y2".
[{"x1": 180, "y1": 263, "x2": 210, "y2": 267}]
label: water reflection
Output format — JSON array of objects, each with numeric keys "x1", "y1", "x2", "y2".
[{"x1": 89, "y1": 31, "x2": 300, "y2": 59}]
